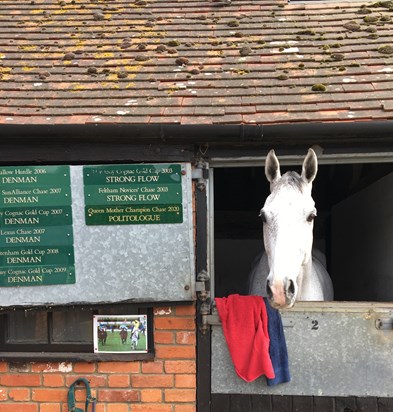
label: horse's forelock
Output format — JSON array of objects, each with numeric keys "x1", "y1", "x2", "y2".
[{"x1": 277, "y1": 171, "x2": 306, "y2": 193}]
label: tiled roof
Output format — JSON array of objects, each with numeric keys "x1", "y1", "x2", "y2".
[{"x1": 1, "y1": 0, "x2": 393, "y2": 126}]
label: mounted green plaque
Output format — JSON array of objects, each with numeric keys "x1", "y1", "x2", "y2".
[
  {"x1": 83, "y1": 164, "x2": 183, "y2": 225},
  {"x1": 0, "y1": 166, "x2": 75, "y2": 287}
]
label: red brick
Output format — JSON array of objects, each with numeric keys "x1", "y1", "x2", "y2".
[
  {"x1": 174, "y1": 406, "x2": 196, "y2": 412},
  {"x1": 175, "y1": 374, "x2": 196, "y2": 388},
  {"x1": 141, "y1": 361, "x2": 164, "y2": 374},
  {"x1": 155, "y1": 345, "x2": 195, "y2": 359},
  {"x1": 0, "y1": 363, "x2": 7, "y2": 373},
  {"x1": 153, "y1": 307, "x2": 172, "y2": 316},
  {"x1": 8, "y1": 388, "x2": 30, "y2": 401},
  {"x1": 154, "y1": 331, "x2": 174, "y2": 344},
  {"x1": 73, "y1": 363, "x2": 96, "y2": 373},
  {"x1": 91, "y1": 404, "x2": 105, "y2": 412},
  {"x1": 9, "y1": 363, "x2": 30, "y2": 373},
  {"x1": 97, "y1": 389, "x2": 139, "y2": 402},
  {"x1": 31, "y1": 363, "x2": 71, "y2": 373},
  {"x1": 65, "y1": 375, "x2": 106, "y2": 387},
  {"x1": 0, "y1": 389, "x2": 7, "y2": 401},
  {"x1": 106, "y1": 405, "x2": 129, "y2": 412},
  {"x1": 176, "y1": 331, "x2": 196, "y2": 345},
  {"x1": 0, "y1": 374, "x2": 41, "y2": 387},
  {"x1": 140, "y1": 389, "x2": 162, "y2": 402},
  {"x1": 131, "y1": 405, "x2": 172, "y2": 412},
  {"x1": 108, "y1": 374, "x2": 130, "y2": 388},
  {"x1": 0, "y1": 405, "x2": 37, "y2": 412},
  {"x1": 74, "y1": 388, "x2": 98, "y2": 403},
  {"x1": 60, "y1": 404, "x2": 104, "y2": 412},
  {"x1": 97, "y1": 362, "x2": 140, "y2": 373},
  {"x1": 40, "y1": 404, "x2": 61, "y2": 412},
  {"x1": 43, "y1": 374, "x2": 64, "y2": 387},
  {"x1": 175, "y1": 305, "x2": 196, "y2": 316},
  {"x1": 131, "y1": 375, "x2": 173, "y2": 388},
  {"x1": 32, "y1": 389, "x2": 67, "y2": 402},
  {"x1": 154, "y1": 317, "x2": 195, "y2": 331},
  {"x1": 164, "y1": 361, "x2": 196, "y2": 374},
  {"x1": 165, "y1": 389, "x2": 196, "y2": 403}
]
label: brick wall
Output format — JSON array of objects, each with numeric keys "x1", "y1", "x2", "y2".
[{"x1": 0, "y1": 304, "x2": 196, "y2": 412}]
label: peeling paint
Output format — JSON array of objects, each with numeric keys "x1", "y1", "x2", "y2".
[
  {"x1": 40, "y1": 362, "x2": 72, "y2": 372},
  {"x1": 154, "y1": 307, "x2": 172, "y2": 315}
]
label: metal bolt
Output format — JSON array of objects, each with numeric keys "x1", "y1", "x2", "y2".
[
  {"x1": 196, "y1": 182, "x2": 206, "y2": 191},
  {"x1": 184, "y1": 285, "x2": 190, "y2": 291}
]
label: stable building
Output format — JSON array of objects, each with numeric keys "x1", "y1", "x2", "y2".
[{"x1": 1, "y1": 0, "x2": 393, "y2": 411}]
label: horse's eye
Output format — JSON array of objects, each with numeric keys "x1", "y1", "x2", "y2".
[
  {"x1": 307, "y1": 212, "x2": 316, "y2": 222},
  {"x1": 259, "y1": 210, "x2": 267, "y2": 223}
]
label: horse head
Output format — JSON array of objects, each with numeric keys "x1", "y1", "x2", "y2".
[{"x1": 261, "y1": 149, "x2": 318, "y2": 309}]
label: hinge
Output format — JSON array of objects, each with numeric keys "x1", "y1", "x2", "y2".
[
  {"x1": 196, "y1": 269, "x2": 210, "y2": 301},
  {"x1": 196, "y1": 270, "x2": 211, "y2": 334},
  {"x1": 192, "y1": 159, "x2": 208, "y2": 191}
]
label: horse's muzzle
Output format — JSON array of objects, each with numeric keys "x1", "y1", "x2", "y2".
[{"x1": 266, "y1": 277, "x2": 296, "y2": 309}]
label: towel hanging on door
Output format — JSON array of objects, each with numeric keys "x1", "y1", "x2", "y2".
[{"x1": 215, "y1": 294, "x2": 275, "y2": 382}]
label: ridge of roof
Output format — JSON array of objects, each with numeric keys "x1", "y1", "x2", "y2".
[{"x1": 1, "y1": 0, "x2": 393, "y2": 126}]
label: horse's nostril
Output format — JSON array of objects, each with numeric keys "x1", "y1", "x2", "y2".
[
  {"x1": 266, "y1": 280, "x2": 273, "y2": 299},
  {"x1": 287, "y1": 279, "x2": 295, "y2": 296}
]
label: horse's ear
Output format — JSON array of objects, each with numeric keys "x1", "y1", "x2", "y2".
[
  {"x1": 265, "y1": 149, "x2": 281, "y2": 184},
  {"x1": 301, "y1": 148, "x2": 318, "y2": 183}
]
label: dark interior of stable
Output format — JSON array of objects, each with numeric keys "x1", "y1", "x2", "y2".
[{"x1": 214, "y1": 161, "x2": 393, "y2": 302}]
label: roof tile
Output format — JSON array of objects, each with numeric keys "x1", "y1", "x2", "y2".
[{"x1": 1, "y1": 0, "x2": 393, "y2": 125}]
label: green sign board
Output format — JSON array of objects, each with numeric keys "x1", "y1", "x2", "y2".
[
  {"x1": 83, "y1": 164, "x2": 183, "y2": 225},
  {"x1": 0, "y1": 166, "x2": 75, "y2": 287}
]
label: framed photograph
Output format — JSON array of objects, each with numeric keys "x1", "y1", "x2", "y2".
[{"x1": 93, "y1": 315, "x2": 148, "y2": 353}]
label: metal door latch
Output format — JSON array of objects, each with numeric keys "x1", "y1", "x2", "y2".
[{"x1": 375, "y1": 318, "x2": 393, "y2": 330}]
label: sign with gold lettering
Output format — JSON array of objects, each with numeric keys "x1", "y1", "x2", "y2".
[
  {"x1": 0, "y1": 163, "x2": 194, "y2": 306},
  {"x1": 0, "y1": 166, "x2": 75, "y2": 287},
  {"x1": 83, "y1": 164, "x2": 183, "y2": 225}
]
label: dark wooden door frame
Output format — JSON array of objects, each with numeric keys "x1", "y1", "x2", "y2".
[{"x1": 195, "y1": 163, "x2": 211, "y2": 412}]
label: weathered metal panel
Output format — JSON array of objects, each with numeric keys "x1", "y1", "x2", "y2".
[
  {"x1": 211, "y1": 303, "x2": 393, "y2": 397},
  {"x1": 0, "y1": 163, "x2": 194, "y2": 306}
]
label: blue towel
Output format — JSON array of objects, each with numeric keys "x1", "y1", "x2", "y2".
[{"x1": 264, "y1": 297, "x2": 291, "y2": 386}]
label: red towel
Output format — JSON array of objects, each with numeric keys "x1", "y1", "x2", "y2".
[{"x1": 215, "y1": 294, "x2": 275, "y2": 382}]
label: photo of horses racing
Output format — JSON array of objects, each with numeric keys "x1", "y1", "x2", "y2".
[{"x1": 93, "y1": 315, "x2": 148, "y2": 353}]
